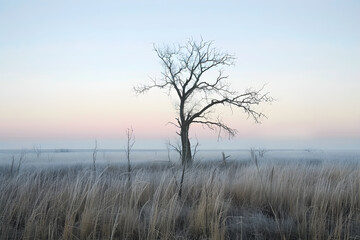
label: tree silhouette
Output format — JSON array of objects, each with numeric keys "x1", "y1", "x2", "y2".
[{"x1": 135, "y1": 39, "x2": 272, "y2": 165}]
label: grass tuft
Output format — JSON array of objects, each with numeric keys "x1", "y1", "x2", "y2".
[{"x1": 1, "y1": 159, "x2": 360, "y2": 239}]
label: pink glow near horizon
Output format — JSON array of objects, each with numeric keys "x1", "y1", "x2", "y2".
[{"x1": 1, "y1": 1, "x2": 359, "y2": 149}]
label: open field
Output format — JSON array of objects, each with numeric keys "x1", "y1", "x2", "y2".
[
  {"x1": 1, "y1": 150, "x2": 360, "y2": 239},
  {"x1": 1, "y1": 148, "x2": 359, "y2": 167}
]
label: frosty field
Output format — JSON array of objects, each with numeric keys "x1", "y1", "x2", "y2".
[
  {"x1": 1, "y1": 148, "x2": 359, "y2": 168},
  {"x1": 1, "y1": 148, "x2": 360, "y2": 239}
]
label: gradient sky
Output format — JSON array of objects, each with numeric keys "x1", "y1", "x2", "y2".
[{"x1": 1, "y1": 1, "x2": 359, "y2": 149}]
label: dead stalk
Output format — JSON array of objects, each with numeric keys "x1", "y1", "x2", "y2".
[
  {"x1": 251, "y1": 148, "x2": 285, "y2": 240},
  {"x1": 93, "y1": 139, "x2": 98, "y2": 172},
  {"x1": 125, "y1": 127, "x2": 135, "y2": 182}
]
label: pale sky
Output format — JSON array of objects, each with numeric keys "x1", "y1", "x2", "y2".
[{"x1": 1, "y1": 1, "x2": 359, "y2": 149}]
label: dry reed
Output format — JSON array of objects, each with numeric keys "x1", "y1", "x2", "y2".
[{"x1": 1, "y1": 158, "x2": 360, "y2": 239}]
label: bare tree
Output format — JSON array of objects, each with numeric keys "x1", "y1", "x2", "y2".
[{"x1": 135, "y1": 39, "x2": 272, "y2": 165}]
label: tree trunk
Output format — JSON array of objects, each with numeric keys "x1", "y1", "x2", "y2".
[{"x1": 180, "y1": 125, "x2": 192, "y2": 166}]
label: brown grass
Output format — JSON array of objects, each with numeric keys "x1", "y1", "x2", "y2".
[{"x1": 1, "y1": 158, "x2": 360, "y2": 239}]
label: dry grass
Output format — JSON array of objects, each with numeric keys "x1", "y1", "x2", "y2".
[{"x1": 1, "y1": 158, "x2": 360, "y2": 239}]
